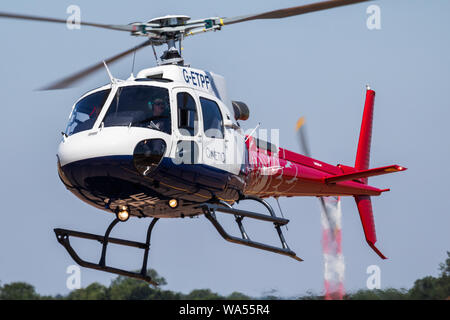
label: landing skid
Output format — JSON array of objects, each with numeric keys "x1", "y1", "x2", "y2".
[
  {"x1": 54, "y1": 217, "x2": 159, "y2": 285},
  {"x1": 54, "y1": 196, "x2": 301, "y2": 284},
  {"x1": 200, "y1": 196, "x2": 303, "y2": 262}
]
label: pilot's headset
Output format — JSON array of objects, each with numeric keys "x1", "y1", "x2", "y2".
[{"x1": 149, "y1": 98, "x2": 168, "y2": 116}]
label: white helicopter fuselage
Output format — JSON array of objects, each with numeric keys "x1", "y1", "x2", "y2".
[{"x1": 57, "y1": 65, "x2": 247, "y2": 218}]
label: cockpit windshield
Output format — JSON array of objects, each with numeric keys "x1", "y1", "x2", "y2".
[
  {"x1": 102, "y1": 85, "x2": 171, "y2": 134},
  {"x1": 65, "y1": 89, "x2": 111, "y2": 136}
]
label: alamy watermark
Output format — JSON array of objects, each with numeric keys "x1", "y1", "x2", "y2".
[
  {"x1": 366, "y1": 264, "x2": 381, "y2": 289},
  {"x1": 66, "y1": 265, "x2": 81, "y2": 290},
  {"x1": 66, "y1": 5, "x2": 81, "y2": 30},
  {"x1": 171, "y1": 127, "x2": 280, "y2": 172},
  {"x1": 366, "y1": 5, "x2": 381, "y2": 30}
]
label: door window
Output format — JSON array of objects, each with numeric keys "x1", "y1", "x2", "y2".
[
  {"x1": 200, "y1": 97, "x2": 224, "y2": 139},
  {"x1": 177, "y1": 92, "x2": 198, "y2": 136}
]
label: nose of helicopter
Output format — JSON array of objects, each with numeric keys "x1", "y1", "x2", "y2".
[{"x1": 56, "y1": 129, "x2": 170, "y2": 195}]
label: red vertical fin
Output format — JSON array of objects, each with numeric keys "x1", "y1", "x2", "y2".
[
  {"x1": 354, "y1": 87, "x2": 387, "y2": 259},
  {"x1": 354, "y1": 195, "x2": 386, "y2": 259},
  {"x1": 355, "y1": 88, "x2": 375, "y2": 175}
]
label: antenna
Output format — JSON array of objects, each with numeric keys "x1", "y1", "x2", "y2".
[
  {"x1": 103, "y1": 61, "x2": 116, "y2": 84},
  {"x1": 150, "y1": 41, "x2": 159, "y2": 64},
  {"x1": 245, "y1": 122, "x2": 261, "y2": 142},
  {"x1": 130, "y1": 48, "x2": 137, "y2": 76}
]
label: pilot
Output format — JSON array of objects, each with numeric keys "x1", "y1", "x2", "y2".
[
  {"x1": 149, "y1": 97, "x2": 170, "y2": 134},
  {"x1": 152, "y1": 98, "x2": 165, "y2": 117}
]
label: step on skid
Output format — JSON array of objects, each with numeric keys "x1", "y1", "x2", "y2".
[{"x1": 200, "y1": 196, "x2": 303, "y2": 262}]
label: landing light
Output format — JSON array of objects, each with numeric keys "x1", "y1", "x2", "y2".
[
  {"x1": 117, "y1": 206, "x2": 130, "y2": 222},
  {"x1": 168, "y1": 199, "x2": 178, "y2": 209}
]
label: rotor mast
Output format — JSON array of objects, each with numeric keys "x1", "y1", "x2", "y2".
[{"x1": 159, "y1": 38, "x2": 183, "y2": 66}]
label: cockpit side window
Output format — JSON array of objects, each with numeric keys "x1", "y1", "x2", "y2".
[
  {"x1": 65, "y1": 89, "x2": 111, "y2": 136},
  {"x1": 102, "y1": 85, "x2": 171, "y2": 134},
  {"x1": 177, "y1": 92, "x2": 198, "y2": 136},
  {"x1": 200, "y1": 97, "x2": 224, "y2": 139}
]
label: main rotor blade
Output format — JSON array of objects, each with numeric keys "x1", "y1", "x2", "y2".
[
  {"x1": 0, "y1": 11, "x2": 134, "y2": 32},
  {"x1": 295, "y1": 117, "x2": 312, "y2": 158},
  {"x1": 296, "y1": 117, "x2": 339, "y2": 237},
  {"x1": 222, "y1": 0, "x2": 372, "y2": 25},
  {"x1": 39, "y1": 40, "x2": 151, "y2": 90}
]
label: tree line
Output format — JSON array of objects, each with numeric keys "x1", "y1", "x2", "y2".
[{"x1": 1, "y1": 252, "x2": 449, "y2": 300}]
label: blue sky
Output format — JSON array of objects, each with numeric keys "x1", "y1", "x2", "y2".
[{"x1": 0, "y1": 0, "x2": 449, "y2": 298}]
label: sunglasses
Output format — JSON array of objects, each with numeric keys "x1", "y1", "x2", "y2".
[{"x1": 154, "y1": 102, "x2": 164, "y2": 106}]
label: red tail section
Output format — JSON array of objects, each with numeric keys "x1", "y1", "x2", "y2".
[
  {"x1": 325, "y1": 164, "x2": 406, "y2": 184},
  {"x1": 354, "y1": 87, "x2": 387, "y2": 259},
  {"x1": 354, "y1": 195, "x2": 386, "y2": 259},
  {"x1": 355, "y1": 88, "x2": 375, "y2": 174}
]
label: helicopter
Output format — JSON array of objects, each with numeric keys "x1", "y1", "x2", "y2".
[{"x1": 0, "y1": 0, "x2": 406, "y2": 285}]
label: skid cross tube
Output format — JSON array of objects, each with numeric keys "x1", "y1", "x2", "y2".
[
  {"x1": 200, "y1": 200, "x2": 303, "y2": 262},
  {"x1": 54, "y1": 217, "x2": 159, "y2": 285}
]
